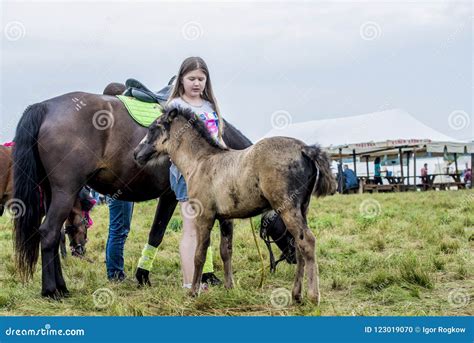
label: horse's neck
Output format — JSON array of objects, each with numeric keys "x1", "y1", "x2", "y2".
[{"x1": 168, "y1": 120, "x2": 219, "y2": 175}]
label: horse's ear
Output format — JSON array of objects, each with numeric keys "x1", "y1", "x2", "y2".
[{"x1": 168, "y1": 108, "x2": 179, "y2": 121}]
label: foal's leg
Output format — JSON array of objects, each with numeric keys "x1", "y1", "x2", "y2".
[
  {"x1": 218, "y1": 219, "x2": 234, "y2": 289},
  {"x1": 190, "y1": 218, "x2": 214, "y2": 297},
  {"x1": 39, "y1": 189, "x2": 76, "y2": 298},
  {"x1": 280, "y1": 210, "x2": 319, "y2": 305},
  {"x1": 292, "y1": 246, "x2": 305, "y2": 303}
]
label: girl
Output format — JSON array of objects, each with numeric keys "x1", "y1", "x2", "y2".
[{"x1": 167, "y1": 56, "x2": 224, "y2": 289}]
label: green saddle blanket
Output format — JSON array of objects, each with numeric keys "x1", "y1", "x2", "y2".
[{"x1": 117, "y1": 95, "x2": 163, "y2": 127}]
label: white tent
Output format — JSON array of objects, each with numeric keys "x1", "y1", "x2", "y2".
[{"x1": 262, "y1": 109, "x2": 473, "y2": 157}]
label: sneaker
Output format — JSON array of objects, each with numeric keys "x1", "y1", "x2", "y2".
[
  {"x1": 108, "y1": 271, "x2": 126, "y2": 282},
  {"x1": 182, "y1": 283, "x2": 209, "y2": 292},
  {"x1": 201, "y1": 272, "x2": 222, "y2": 286}
]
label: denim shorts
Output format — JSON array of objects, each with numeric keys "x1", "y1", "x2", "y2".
[{"x1": 169, "y1": 164, "x2": 188, "y2": 202}]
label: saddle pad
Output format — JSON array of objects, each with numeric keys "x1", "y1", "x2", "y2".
[{"x1": 116, "y1": 95, "x2": 163, "y2": 127}]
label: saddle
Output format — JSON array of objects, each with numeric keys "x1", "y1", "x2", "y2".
[{"x1": 123, "y1": 76, "x2": 176, "y2": 107}]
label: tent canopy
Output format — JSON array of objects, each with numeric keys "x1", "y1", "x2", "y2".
[{"x1": 262, "y1": 109, "x2": 473, "y2": 157}]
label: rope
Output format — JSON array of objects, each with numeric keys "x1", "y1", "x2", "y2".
[{"x1": 250, "y1": 217, "x2": 266, "y2": 288}]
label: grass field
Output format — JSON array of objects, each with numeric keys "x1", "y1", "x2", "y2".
[{"x1": 0, "y1": 190, "x2": 472, "y2": 316}]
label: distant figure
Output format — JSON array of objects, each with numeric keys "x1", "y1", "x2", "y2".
[
  {"x1": 374, "y1": 157, "x2": 383, "y2": 185},
  {"x1": 421, "y1": 163, "x2": 428, "y2": 177},
  {"x1": 420, "y1": 163, "x2": 429, "y2": 190},
  {"x1": 463, "y1": 163, "x2": 472, "y2": 189},
  {"x1": 343, "y1": 164, "x2": 358, "y2": 191}
]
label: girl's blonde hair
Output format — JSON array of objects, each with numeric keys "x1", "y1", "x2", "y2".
[{"x1": 167, "y1": 56, "x2": 224, "y2": 142}]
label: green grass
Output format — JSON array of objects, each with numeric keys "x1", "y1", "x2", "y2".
[{"x1": 0, "y1": 190, "x2": 473, "y2": 316}]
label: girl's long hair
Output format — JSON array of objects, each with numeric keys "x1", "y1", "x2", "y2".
[{"x1": 167, "y1": 57, "x2": 224, "y2": 141}]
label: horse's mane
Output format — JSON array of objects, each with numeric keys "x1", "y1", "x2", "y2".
[{"x1": 166, "y1": 106, "x2": 226, "y2": 151}]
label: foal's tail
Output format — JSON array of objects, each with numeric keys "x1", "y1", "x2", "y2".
[
  {"x1": 302, "y1": 145, "x2": 336, "y2": 197},
  {"x1": 13, "y1": 102, "x2": 48, "y2": 280}
]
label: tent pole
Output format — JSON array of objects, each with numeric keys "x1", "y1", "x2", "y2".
[
  {"x1": 352, "y1": 149, "x2": 357, "y2": 176},
  {"x1": 366, "y1": 156, "x2": 369, "y2": 177},
  {"x1": 472, "y1": 152, "x2": 473, "y2": 180},
  {"x1": 454, "y1": 153, "x2": 458, "y2": 174},
  {"x1": 413, "y1": 148, "x2": 417, "y2": 188},
  {"x1": 399, "y1": 147, "x2": 404, "y2": 179},
  {"x1": 406, "y1": 151, "x2": 410, "y2": 185},
  {"x1": 338, "y1": 148, "x2": 343, "y2": 194}
]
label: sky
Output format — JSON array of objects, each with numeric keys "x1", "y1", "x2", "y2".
[{"x1": 0, "y1": 0, "x2": 472, "y2": 143}]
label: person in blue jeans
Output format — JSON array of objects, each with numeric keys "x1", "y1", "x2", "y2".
[{"x1": 106, "y1": 198, "x2": 134, "y2": 281}]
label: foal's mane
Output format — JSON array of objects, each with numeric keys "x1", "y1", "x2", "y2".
[{"x1": 166, "y1": 106, "x2": 226, "y2": 150}]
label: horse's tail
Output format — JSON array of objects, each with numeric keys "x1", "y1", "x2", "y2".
[
  {"x1": 13, "y1": 102, "x2": 48, "y2": 281},
  {"x1": 302, "y1": 144, "x2": 336, "y2": 197}
]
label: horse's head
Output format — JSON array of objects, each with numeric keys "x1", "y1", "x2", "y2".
[
  {"x1": 134, "y1": 109, "x2": 175, "y2": 166},
  {"x1": 65, "y1": 204, "x2": 89, "y2": 256},
  {"x1": 65, "y1": 217, "x2": 88, "y2": 256}
]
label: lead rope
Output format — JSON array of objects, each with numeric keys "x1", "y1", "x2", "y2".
[{"x1": 249, "y1": 218, "x2": 266, "y2": 289}]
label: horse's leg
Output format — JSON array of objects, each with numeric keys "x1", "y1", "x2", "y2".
[
  {"x1": 280, "y1": 210, "x2": 319, "y2": 305},
  {"x1": 59, "y1": 226, "x2": 67, "y2": 258},
  {"x1": 190, "y1": 218, "x2": 214, "y2": 297},
  {"x1": 218, "y1": 219, "x2": 234, "y2": 289},
  {"x1": 136, "y1": 191, "x2": 178, "y2": 286},
  {"x1": 292, "y1": 246, "x2": 305, "y2": 303},
  {"x1": 39, "y1": 189, "x2": 76, "y2": 298}
]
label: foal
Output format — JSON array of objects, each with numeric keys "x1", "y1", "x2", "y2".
[{"x1": 134, "y1": 108, "x2": 335, "y2": 304}]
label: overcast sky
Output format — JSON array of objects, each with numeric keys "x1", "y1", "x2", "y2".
[{"x1": 1, "y1": 0, "x2": 472, "y2": 143}]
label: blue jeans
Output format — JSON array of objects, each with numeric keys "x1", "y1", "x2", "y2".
[
  {"x1": 106, "y1": 199, "x2": 133, "y2": 280},
  {"x1": 170, "y1": 164, "x2": 189, "y2": 202}
]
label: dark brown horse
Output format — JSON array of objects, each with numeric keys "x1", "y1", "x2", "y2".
[
  {"x1": 0, "y1": 145, "x2": 13, "y2": 216},
  {"x1": 1, "y1": 144, "x2": 94, "y2": 257},
  {"x1": 13, "y1": 84, "x2": 252, "y2": 298}
]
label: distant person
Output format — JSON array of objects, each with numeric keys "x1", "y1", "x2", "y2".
[
  {"x1": 343, "y1": 164, "x2": 358, "y2": 191},
  {"x1": 420, "y1": 163, "x2": 429, "y2": 190},
  {"x1": 374, "y1": 157, "x2": 383, "y2": 185},
  {"x1": 463, "y1": 163, "x2": 472, "y2": 188}
]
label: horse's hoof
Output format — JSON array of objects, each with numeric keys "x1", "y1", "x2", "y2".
[
  {"x1": 58, "y1": 287, "x2": 70, "y2": 298},
  {"x1": 293, "y1": 294, "x2": 303, "y2": 304},
  {"x1": 41, "y1": 289, "x2": 61, "y2": 300},
  {"x1": 136, "y1": 268, "x2": 151, "y2": 287}
]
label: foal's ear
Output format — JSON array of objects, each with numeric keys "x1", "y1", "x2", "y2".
[{"x1": 166, "y1": 108, "x2": 179, "y2": 121}]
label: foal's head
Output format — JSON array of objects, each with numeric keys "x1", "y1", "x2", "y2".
[{"x1": 134, "y1": 107, "x2": 223, "y2": 166}]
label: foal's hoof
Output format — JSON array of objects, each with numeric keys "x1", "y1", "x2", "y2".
[
  {"x1": 292, "y1": 294, "x2": 303, "y2": 304},
  {"x1": 188, "y1": 289, "x2": 199, "y2": 298},
  {"x1": 308, "y1": 292, "x2": 320, "y2": 306},
  {"x1": 136, "y1": 268, "x2": 152, "y2": 287}
]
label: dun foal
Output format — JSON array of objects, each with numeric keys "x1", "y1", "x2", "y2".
[{"x1": 134, "y1": 107, "x2": 335, "y2": 304}]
